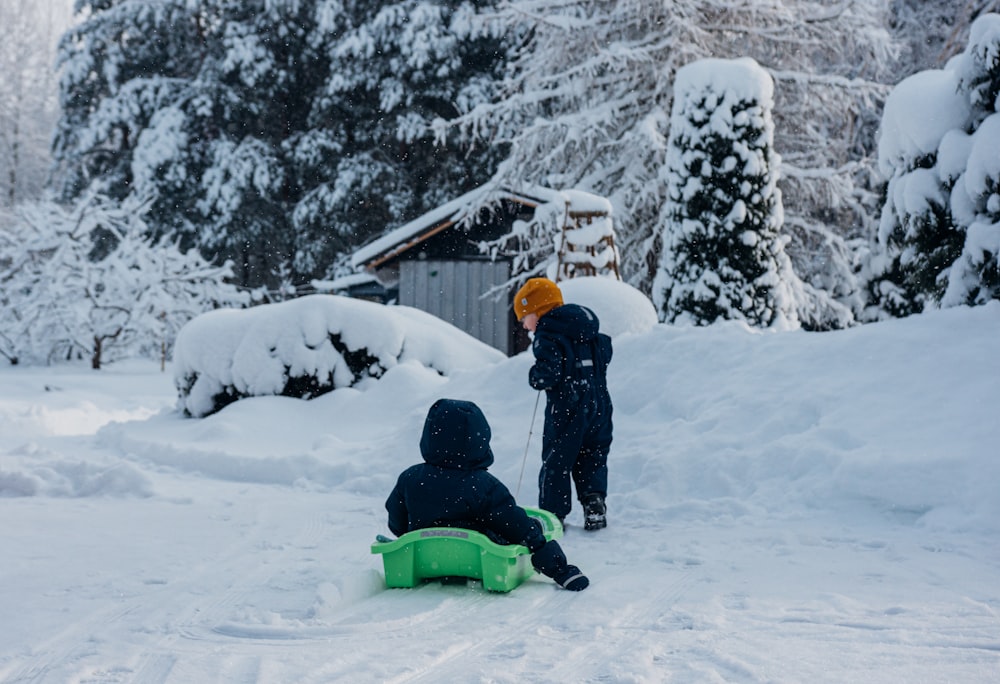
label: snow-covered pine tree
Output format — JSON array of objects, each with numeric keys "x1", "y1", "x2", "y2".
[
  {"x1": 52, "y1": 0, "x2": 510, "y2": 291},
  {"x1": 0, "y1": 194, "x2": 247, "y2": 368},
  {"x1": 435, "y1": 0, "x2": 898, "y2": 326},
  {"x1": 53, "y1": 0, "x2": 323, "y2": 288},
  {"x1": 294, "y1": 0, "x2": 510, "y2": 275},
  {"x1": 865, "y1": 69, "x2": 968, "y2": 317},
  {"x1": 53, "y1": 0, "x2": 202, "y2": 204},
  {"x1": 867, "y1": 13, "x2": 1000, "y2": 315},
  {"x1": 189, "y1": 0, "x2": 327, "y2": 288},
  {"x1": 942, "y1": 13, "x2": 1000, "y2": 306},
  {"x1": 652, "y1": 58, "x2": 799, "y2": 329}
]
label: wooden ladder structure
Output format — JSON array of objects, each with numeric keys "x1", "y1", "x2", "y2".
[{"x1": 554, "y1": 208, "x2": 621, "y2": 282}]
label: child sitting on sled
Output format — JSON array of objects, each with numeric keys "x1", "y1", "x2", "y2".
[{"x1": 385, "y1": 398, "x2": 589, "y2": 591}]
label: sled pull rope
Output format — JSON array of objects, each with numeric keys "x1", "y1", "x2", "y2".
[{"x1": 516, "y1": 391, "x2": 542, "y2": 498}]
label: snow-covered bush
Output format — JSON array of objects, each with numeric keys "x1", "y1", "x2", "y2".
[
  {"x1": 0, "y1": 194, "x2": 247, "y2": 368},
  {"x1": 868, "y1": 13, "x2": 1000, "y2": 315},
  {"x1": 652, "y1": 58, "x2": 801, "y2": 329},
  {"x1": 173, "y1": 295, "x2": 506, "y2": 418}
]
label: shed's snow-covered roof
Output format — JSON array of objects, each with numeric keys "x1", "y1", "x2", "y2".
[
  {"x1": 350, "y1": 184, "x2": 610, "y2": 270},
  {"x1": 311, "y1": 272, "x2": 379, "y2": 293}
]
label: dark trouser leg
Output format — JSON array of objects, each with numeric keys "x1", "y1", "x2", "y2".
[
  {"x1": 572, "y1": 401, "x2": 612, "y2": 499},
  {"x1": 575, "y1": 400, "x2": 612, "y2": 530},
  {"x1": 538, "y1": 403, "x2": 588, "y2": 520},
  {"x1": 572, "y1": 445, "x2": 608, "y2": 500}
]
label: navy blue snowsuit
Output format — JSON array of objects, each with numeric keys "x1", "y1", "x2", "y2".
[
  {"x1": 385, "y1": 399, "x2": 587, "y2": 589},
  {"x1": 529, "y1": 304, "x2": 613, "y2": 519}
]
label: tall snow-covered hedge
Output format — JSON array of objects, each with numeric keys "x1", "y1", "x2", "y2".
[{"x1": 652, "y1": 58, "x2": 801, "y2": 329}]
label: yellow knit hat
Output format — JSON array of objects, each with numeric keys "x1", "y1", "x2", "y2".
[{"x1": 513, "y1": 278, "x2": 563, "y2": 321}]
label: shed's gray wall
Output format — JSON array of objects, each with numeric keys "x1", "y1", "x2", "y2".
[{"x1": 399, "y1": 259, "x2": 511, "y2": 354}]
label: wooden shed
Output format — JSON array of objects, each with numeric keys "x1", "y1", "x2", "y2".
[{"x1": 351, "y1": 185, "x2": 560, "y2": 355}]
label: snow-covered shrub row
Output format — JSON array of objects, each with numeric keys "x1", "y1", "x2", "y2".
[{"x1": 173, "y1": 295, "x2": 506, "y2": 417}]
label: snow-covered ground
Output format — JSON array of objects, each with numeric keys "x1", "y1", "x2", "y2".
[{"x1": 2, "y1": 300, "x2": 999, "y2": 683}]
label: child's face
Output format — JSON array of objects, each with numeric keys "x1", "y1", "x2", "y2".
[{"x1": 521, "y1": 313, "x2": 539, "y2": 332}]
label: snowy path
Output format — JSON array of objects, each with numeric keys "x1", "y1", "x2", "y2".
[{"x1": 2, "y1": 475, "x2": 996, "y2": 683}]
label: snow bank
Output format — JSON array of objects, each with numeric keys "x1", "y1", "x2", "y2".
[
  {"x1": 173, "y1": 295, "x2": 504, "y2": 417},
  {"x1": 559, "y1": 276, "x2": 658, "y2": 336}
]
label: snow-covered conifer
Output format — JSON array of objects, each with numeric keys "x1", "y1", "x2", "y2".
[
  {"x1": 304, "y1": 0, "x2": 510, "y2": 257},
  {"x1": 652, "y1": 58, "x2": 800, "y2": 329},
  {"x1": 868, "y1": 13, "x2": 1000, "y2": 315},
  {"x1": 53, "y1": 0, "x2": 510, "y2": 290},
  {"x1": 941, "y1": 14, "x2": 1000, "y2": 306},
  {"x1": 866, "y1": 69, "x2": 969, "y2": 317}
]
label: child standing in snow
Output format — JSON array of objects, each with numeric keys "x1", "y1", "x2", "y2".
[
  {"x1": 514, "y1": 278, "x2": 613, "y2": 531},
  {"x1": 385, "y1": 398, "x2": 589, "y2": 591}
]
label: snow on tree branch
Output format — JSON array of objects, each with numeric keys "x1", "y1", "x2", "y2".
[
  {"x1": 0, "y1": 193, "x2": 248, "y2": 368},
  {"x1": 434, "y1": 0, "x2": 899, "y2": 323}
]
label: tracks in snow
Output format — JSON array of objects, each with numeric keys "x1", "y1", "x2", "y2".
[{"x1": 1, "y1": 499, "x2": 711, "y2": 683}]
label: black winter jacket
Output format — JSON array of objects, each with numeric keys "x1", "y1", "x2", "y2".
[
  {"x1": 529, "y1": 304, "x2": 612, "y2": 410},
  {"x1": 385, "y1": 399, "x2": 547, "y2": 551}
]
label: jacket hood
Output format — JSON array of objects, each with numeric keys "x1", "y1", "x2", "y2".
[
  {"x1": 537, "y1": 303, "x2": 600, "y2": 344},
  {"x1": 419, "y1": 398, "x2": 495, "y2": 470}
]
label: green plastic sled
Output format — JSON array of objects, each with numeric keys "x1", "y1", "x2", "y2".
[{"x1": 371, "y1": 507, "x2": 563, "y2": 592}]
